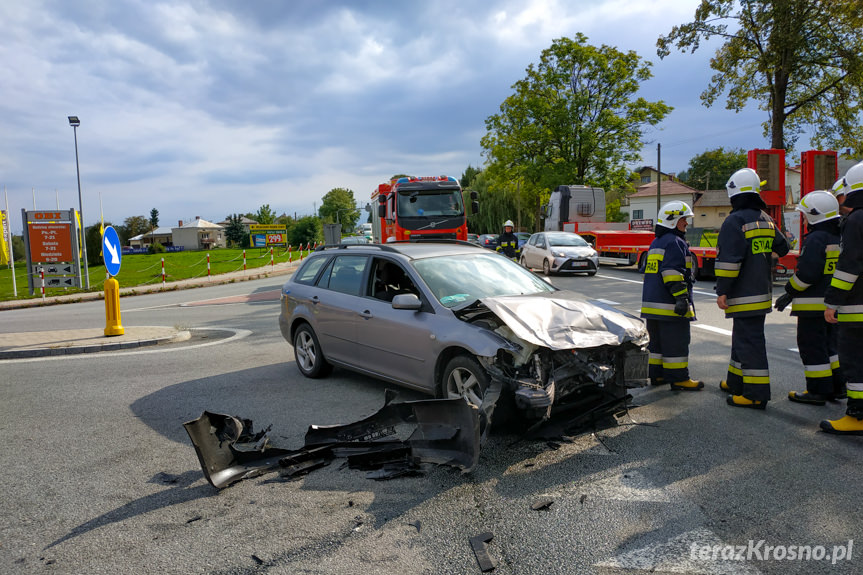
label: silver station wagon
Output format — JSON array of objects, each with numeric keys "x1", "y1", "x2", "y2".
[{"x1": 279, "y1": 242, "x2": 647, "y2": 422}]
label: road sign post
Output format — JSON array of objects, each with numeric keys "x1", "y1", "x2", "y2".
[{"x1": 101, "y1": 226, "x2": 124, "y2": 336}]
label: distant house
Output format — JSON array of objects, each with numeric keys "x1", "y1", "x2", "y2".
[
  {"x1": 632, "y1": 166, "x2": 676, "y2": 185},
  {"x1": 171, "y1": 217, "x2": 226, "y2": 250},
  {"x1": 692, "y1": 190, "x2": 732, "y2": 228},
  {"x1": 128, "y1": 226, "x2": 174, "y2": 248},
  {"x1": 216, "y1": 216, "x2": 258, "y2": 234},
  {"x1": 623, "y1": 180, "x2": 698, "y2": 225}
]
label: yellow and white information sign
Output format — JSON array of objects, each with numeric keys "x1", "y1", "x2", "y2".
[{"x1": 0, "y1": 210, "x2": 10, "y2": 266}]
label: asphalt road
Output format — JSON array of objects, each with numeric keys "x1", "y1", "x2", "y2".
[{"x1": 1, "y1": 267, "x2": 861, "y2": 575}]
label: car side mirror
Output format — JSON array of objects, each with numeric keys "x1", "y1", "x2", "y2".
[{"x1": 392, "y1": 293, "x2": 422, "y2": 310}]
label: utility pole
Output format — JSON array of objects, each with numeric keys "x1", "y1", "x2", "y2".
[{"x1": 656, "y1": 143, "x2": 662, "y2": 224}]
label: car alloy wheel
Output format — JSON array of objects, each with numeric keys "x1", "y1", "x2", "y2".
[
  {"x1": 542, "y1": 259, "x2": 551, "y2": 276},
  {"x1": 443, "y1": 355, "x2": 489, "y2": 409},
  {"x1": 293, "y1": 324, "x2": 331, "y2": 378}
]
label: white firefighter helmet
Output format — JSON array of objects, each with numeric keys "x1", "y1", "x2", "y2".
[
  {"x1": 503, "y1": 220, "x2": 514, "y2": 228},
  {"x1": 832, "y1": 177, "x2": 848, "y2": 198},
  {"x1": 726, "y1": 167, "x2": 766, "y2": 198},
  {"x1": 657, "y1": 200, "x2": 694, "y2": 229},
  {"x1": 841, "y1": 161, "x2": 863, "y2": 201},
  {"x1": 796, "y1": 191, "x2": 840, "y2": 225}
]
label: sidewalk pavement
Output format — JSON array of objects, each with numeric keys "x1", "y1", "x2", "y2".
[{"x1": 0, "y1": 260, "x2": 297, "y2": 359}]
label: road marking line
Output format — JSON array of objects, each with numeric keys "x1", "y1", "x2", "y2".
[
  {"x1": 596, "y1": 274, "x2": 714, "y2": 297},
  {"x1": 693, "y1": 324, "x2": 733, "y2": 336},
  {"x1": 595, "y1": 298, "x2": 620, "y2": 305}
]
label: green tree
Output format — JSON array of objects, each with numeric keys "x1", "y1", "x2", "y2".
[
  {"x1": 678, "y1": 147, "x2": 748, "y2": 190},
  {"x1": 11, "y1": 235, "x2": 25, "y2": 261},
  {"x1": 224, "y1": 214, "x2": 247, "y2": 247},
  {"x1": 149, "y1": 208, "x2": 159, "y2": 230},
  {"x1": 255, "y1": 204, "x2": 276, "y2": 225},
  {"x1": 657, "y1": 1, "x2": 863, "y2": 153},
  {"x1": 460, "y1": 165, "x2": 482, "y2": 189},
  {"x1": 121, "y1": 215, "x2": 150, "y2": 244},
  {"x1": 319, "y1": 188, "x2": 359, "y2": 231},
  {"x1": 289, "y1": 216, "x2": 322, "y2": 247},
  {"x1": 482, "y1": 34, "x2": 672, "y2": 196}
]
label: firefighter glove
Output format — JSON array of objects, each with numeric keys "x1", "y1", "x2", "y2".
[
  {"x1": 774, "y1": 292, "x2": 793, "y2": 312},
  {"x1": 674, "y1": 296, "x2": 689, "y2": 316}
]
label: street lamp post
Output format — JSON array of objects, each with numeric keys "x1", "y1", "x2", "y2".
[{"x1": 68, "y1": 116, "x2": 90, "y2": 289}]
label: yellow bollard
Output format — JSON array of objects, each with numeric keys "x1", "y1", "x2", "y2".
[{"x1": 104, "y1": 276, "x2": 125, "y2": 336}]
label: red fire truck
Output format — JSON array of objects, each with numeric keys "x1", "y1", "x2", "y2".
[
  {"x1": 546, "y1": 150, "x2": 840, "y2": 279},
  {"x1": 370, "y1": 176, "x2": 478, "y2": 243}
]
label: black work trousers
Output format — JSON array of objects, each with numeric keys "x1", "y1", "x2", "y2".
[
  {"x1": 725, "y1": 315, "x2": 770, "y2": 401},
  {"x1": 796, "y1": 316, "x2": 845, "y2": 397},
  {"x1": 646, "y1": 319, "x2": 691, "y2": 383}
]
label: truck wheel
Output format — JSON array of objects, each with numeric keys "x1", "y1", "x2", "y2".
[
  {"x1": 293, "y1": 323, "x2": 332, "y2": 378},
  {"x1": 442, "y1": 355, "x2": 488, "y2": 409},
  {"x1": 637, "y1": 252, "x2": 647, "y2": 273},
  {"x1": 542, "y1": 259, "x2": 552, "y2": 276},
  {"x1": 692, "y1": 257, "x2": 702, "y2": 281}
]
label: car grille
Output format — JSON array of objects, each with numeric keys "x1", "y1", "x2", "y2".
[{"x1": 560, "y1": 259, "x2": 596, "y2": 271}]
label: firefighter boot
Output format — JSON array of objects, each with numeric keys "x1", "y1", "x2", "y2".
[
  {"x1": 719, "y1": 380, "x2": 731, "y2": 393},
  {"x1": 650, "y1": 377, "x2": 665, "y2": 386},
  {"x1": 726, "y1": 395, "x2": 767, "y2": 410},
  {"x1": 670, "y1": 379, "x2": 704, "y2": 391},
  {"x1": 819, "y1": 415, "x2": 863, "y2": 435},
  {"x1": 788, "y1": 391, "x2": 830, "y2": 406}
]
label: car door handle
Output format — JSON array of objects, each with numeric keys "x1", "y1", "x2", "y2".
[{"x1": 359, "y1": 310, "x2": 373, "y2": 319}]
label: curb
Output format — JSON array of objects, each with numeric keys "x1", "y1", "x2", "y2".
[{"x1": 0, "y1": 329, "x2": 192, "y2": 360}]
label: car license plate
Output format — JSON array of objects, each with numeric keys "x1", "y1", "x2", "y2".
[{"x1": 571, "y1": 261, "x2": 588, "y2": 267}]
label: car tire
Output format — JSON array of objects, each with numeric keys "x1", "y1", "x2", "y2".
[
  {"x1": 587, "y1": 270, "x2": 597, "y2": 276},
  {"x1": 442, "y1": 355, "x2": 489, "y2": 409},
  {"x1": 520, "y1": 255, "x2": 528, "y2": 269},
  {"x1": 542, "y1": 259, "x2": 552, "y2": 276},
  {"x1": 637, "y1": 252, "x2": 648, "y2": 273},
  {"x1": 293, "y1": 323, "x2": 332, "y2": 378}
]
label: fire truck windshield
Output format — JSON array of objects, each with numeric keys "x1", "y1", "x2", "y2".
[{"x1": 397, "y1": 190, "x2": 464, "y2": 217}]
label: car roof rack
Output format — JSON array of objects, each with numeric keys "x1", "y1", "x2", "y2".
[{"x1": 314, "y1": 244, "x2": 400, "y2": 253}]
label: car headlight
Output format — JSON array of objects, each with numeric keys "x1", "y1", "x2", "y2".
[{"x1": 552, "y1": 251, "x2": 566, "y2": 258}]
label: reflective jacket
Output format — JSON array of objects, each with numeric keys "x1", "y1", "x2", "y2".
[
  {"x1": 825, "y1": 208, "x2": 863, "y2": 324},
  {"x1": 715, "y1": 206, "x2": 789, "y2": 318},
  {"x1": 640, "y1": 227, "x2": 695, "y2": 321},
  {"x1": 784, "y1": 221, "x2": 840, "y2": 317},
  {"x1": 497, "y1": 231, "x2": 519, "y2": 259}
]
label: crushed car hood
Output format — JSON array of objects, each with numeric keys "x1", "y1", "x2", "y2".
[{"x1": 479, "y1": 292, "x2": 647, "y2": 350}]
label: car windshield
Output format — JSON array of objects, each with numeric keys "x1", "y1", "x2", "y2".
[
  {"x1": 413, "y1": 252, "x2": 555, "y2": 308},
  {"x1": 547, "y1": 233, "x2": 589, "y2": 247}
]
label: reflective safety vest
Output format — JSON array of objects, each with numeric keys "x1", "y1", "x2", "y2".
[
  {"x1": 825, "y1": 208, "x2": 863, "y2": 324},
  {"x1": 784, "y1": 226, "x2": 840, "y2": 317},
  {"x1": 715, "y1": 208, "x2": 789, "y2": 318},
  {"x1": 640, "y1": 229, "x2": 694, "y2": 321}
]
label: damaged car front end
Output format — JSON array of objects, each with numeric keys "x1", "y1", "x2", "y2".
[{"x1": 455, "y1": 292, "x2": 648, "y2": 422}]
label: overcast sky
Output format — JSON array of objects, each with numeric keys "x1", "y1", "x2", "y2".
[{"x1": 1, "y1": 0, "x2": 785, "y2": 233}]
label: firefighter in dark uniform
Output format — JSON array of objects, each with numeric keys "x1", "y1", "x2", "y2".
[
  {"x1": 822, "y1": 162, "x2": 863, "y2": 434},
  {"x1": 640, "y1": 201, "x2": 703, "y2": 390},
  {"x1": 716, "y1": 167, "x2": 790, "y2": 409},
  {"x1": 496, "y1": 220, "x2": 520, "y2": 260},
  {"x1": 773, "y1": 190, "x2": 845, "y2": 404}
]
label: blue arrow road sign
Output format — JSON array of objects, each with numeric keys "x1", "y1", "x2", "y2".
[{"x1": 103, "y1": 225, "x2": 122, "y2": 277}]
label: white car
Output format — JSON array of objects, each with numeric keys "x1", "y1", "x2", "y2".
[{"x1": 521, "y1": 231, "x2": 599, "y2": 276}]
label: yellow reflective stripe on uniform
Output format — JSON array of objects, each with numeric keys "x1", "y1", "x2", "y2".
[
  {"x1": 662, "y1": 274, "x2": 684, "y2": 283},
  {"x1": 728, "y1": 363, "x2": 742, "y2": 376},
  {"x1": 671, "y1": 288, "x2": 688, "y2": 297},
  {"x1": 803, "y1": 363, "x2": 833, "y2": 378},
  {"x1": 662, "y1": 356, "x2": 688, "y2": 369},
  {"x1": 641, "y1": 307, "x2": 694, "y2": 318},
  {"x1": 848, "y1": 390, "x2": 863, "y2": 399},
  {"x1": 742, "y1": 369, "x2": 770, "y2": 384},
  {"x1": 847, "y1": 382, "x2": 863, "y2": 399},
  {"x1": 649, "y1": 352, "x2": 662, "y2": 365},
  {"x1": 715, "y1": 261, "x2": 740, "y2": 278},
  {"x1": 831, "y1": 270, "x2": 857, "y2": 290},
  {"x1": 788, "y1": 274, "x2": 810, "y2": 291},
  {"x1": 830, "y1": 355, "x2": 840, "y2": 370},
  {"x1": 715, "y1": 269, "x2": 740, "y2": 277},
  {"x1": 744, "y1": 228, "x2": 775, "y2": 238},
  {"x1": 791, "y1": 300, "x2": 826, "y2": 311},
  {"x1": 838, "y1": 314, "x2": 863, "y2": 322},
  {"x1": 726, "y1": 301, "x2": 772, "y2": 314}
]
